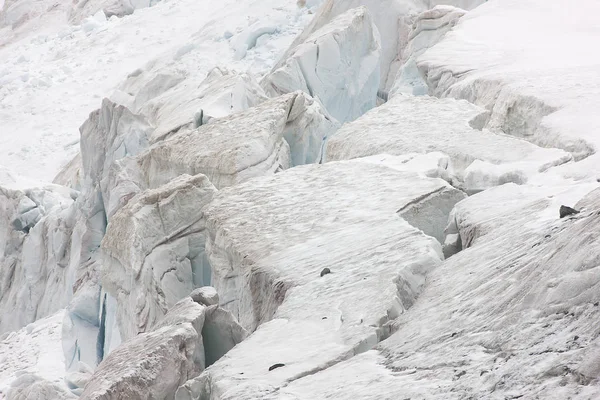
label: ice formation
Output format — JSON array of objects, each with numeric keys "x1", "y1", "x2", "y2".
[{"x1": 1, "y1": 0, "x2": 600, "y2": 399}]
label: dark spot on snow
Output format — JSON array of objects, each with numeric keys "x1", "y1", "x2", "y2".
[
  {"x1": 594, "y1": 302, "x2": 599, "y2": 306},
  {"x1": 454, "y1": 370, "x2": 466, "y2": 380},
  {"x1": 545, "y1": 234, "x2": 551, "y2": 239},
  {"x1": 451, "y1": 332, "x2": 458, "y2": 337},
  {"x1": 480, "y1": 370, "x2": 489, "y2": 376},
  {"x1": 269, "y1": 363, "x2": 285, "y2": 371},
  {"x1": 320, "y1": 268, "x2": 331, "y2": 277},
  {"x1": 560, "y1": 205, "x2": 580, "y2": 218},
  {"x1": 573, "y1": 335, "x2": 579, "y2": 341},
  {"x1": 322, "y1": 317, "x2": 327, "y2": 319}
]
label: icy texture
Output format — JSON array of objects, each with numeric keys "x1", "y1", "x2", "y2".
[
  {"x1": 176, "y1": 161, "x2": 466, "y2": 398},
  {"x1": 6, "y1": 374, "x2": 76, "y2": 400},
  {"x1": 389, "y1": 5, "x2": 466, "y2": 96},
  {"x1": 0, "y1": 0, "x2": 318, "y2": 181},
  {"x1": 326, "y1": 95, "x2": 572, "y2": 192},
  {"x1": 0, "y1": 186, "x2": 76, "y2": 333},
  {"x1": 53, "y1": 153, "x2": 83, "y2": 192},
  {"x1": 80, "y1": 295, "x2": 246, "y2": 400},
  {"x1": 262, "y1": 6, "x2": 380, "y2": 123},
  {"x1": 101, "y1": 174, "x2": 216, "y2": 340},
  {"x1": 190, "y1": 287, "x2": 219, "y2": 307},
  {"x1": 262, "y1": 182, "x2": 600, "y2": 399},
  {"x1": 0, "y1": 311, "x2": 69, "y2": 397},
  {"x1": 135, "y1": 91, "x2": 334, "y2": 190},
  {"x1": 418, "y1": 0, "x2": 600, "y2": 179},
  {"x1": 118, "y1": 66, "x2": 269, "y2": 143},
  {"x1": 80, "y1": 297, "x2": 207, "y2": 400}
]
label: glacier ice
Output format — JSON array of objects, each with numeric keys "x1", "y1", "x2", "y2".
[
  {"x1": 417, "y1": 0, "x2": 600, "y2": 180},
  {"x1": 177, "y1": 160, "x2": 465, "y2": 398},
  {"x1": 100, "y1": 174, "x2": 217, "y2": 341},
  {"x1": 389, "y1": 5, "x2": 467, "y2": 97},
  {"x1": 326, "y1": 94, "x2": 572, "y2": 193},
  {"x1": 245, "y1": 182, "x2": 600, "y2": 399},
  {"x1": 80, "y1": 294, "x2": 246, "y2": 400},
  {"x1": 261, "y1": 6, "x2": 380, "y2": 123}
]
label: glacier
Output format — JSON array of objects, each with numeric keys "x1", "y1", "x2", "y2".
[{"x1": 1, "y1": 0, "x2": 600, "y2": 399}]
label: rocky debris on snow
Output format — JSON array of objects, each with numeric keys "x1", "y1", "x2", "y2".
[
  {"x1": 175, "y1": 160, "x2": 464, "y2": 399},
  {"x1": 80, "y1": 294, "x2": 246, "y2": 400},
  {"x1": 389, "y1": 5, "x2": 467, "y2": 97},
  {"x1": 262, "y1": 6, "x2": 380, "y2": 123},
  {"x1": 559, "y1": 205, "x2": 580, "y2": 219},
  {"x1": 326, "y1": 94, "x2": 572, "y2": 193},
  {"x1": 6, "y1": 373, "x2": 76, "y2": 400},
  {"x1": 100, "y1": 174, "x2": 216, "y2": 341}
]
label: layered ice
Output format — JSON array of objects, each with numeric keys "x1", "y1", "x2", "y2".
[
  {"x1": 80, "y1": 294, "x2": 246, "y2": 400},
  {"x1": 418, "y1": 0, "x2": 600, "y2": 180},
  {"x1": 326, "y1": 94, "x2": 572, "y2": 192},
  {"x1": 250, "y1": 182, "x2": 600, "y2": 399},
  {"x1": 176, "y1": 160, "x2": 465, "y2": 398},
  {"x1": 100, "y1": 174, "x2": 217, "y2": 340},
  {"x1": 262, "y1": 6, "x2": 380, "y2": 123}
]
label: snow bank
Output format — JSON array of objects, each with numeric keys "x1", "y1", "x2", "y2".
[{"x1": 0, "y1": 311, "x2": 69, "y2": 397}]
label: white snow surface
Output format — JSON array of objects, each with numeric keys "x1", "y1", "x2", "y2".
[
  {"x1": 418, "y1": 0, "x2": 600, "y2": 180},
  {"x1": 0, "y1": 310, "x2": 69, "y2": 396},
  {"x1": 0, "y1": 0, "x2": 318, "y2": 182},
  {"x1": 326, "y1": 94, "x2": 572, "y2": 192}
]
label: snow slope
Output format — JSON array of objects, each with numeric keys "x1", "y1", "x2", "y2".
[
  {"x1": 0, "y1": 0, "x2": 319, "y2": 182},
  {"x1": 418, "y1": 0, "x2": 600, "y2": 181}
]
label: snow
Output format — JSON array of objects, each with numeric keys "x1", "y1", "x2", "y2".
[
  {"x1": 1, "y1": 0, "x2": 600, "y2": 398},
  {"x1": 0, "y1": 311, "x2": 69, "y2": 397},
  {"x1": 326, "y1": 94, "x2": 572, "y2": 193},
  {"x1": 418, "y1": 0, "x2": 600, "y2": 181},
  {"x1": 176, "y1": 161, "x2": 465, "y2": 398},
  {"x1": 0, "y1": 0, "x2": 318, "y2": 182}
]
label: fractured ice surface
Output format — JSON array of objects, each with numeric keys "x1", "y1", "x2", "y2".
[
  {"x1": 326, "y1": 94, "x2": 572, "y2": 192},
  {"x1": 177, "y1": 160, "x2": 464, "y2": 399},
  {"x1": 250, "y1": 182, "x2": 600, "y2": 399},
  {"x1": 101, "y1": 174, "x2": 216, "y2": 340},
  {"x1": 262, "y1": 6, "x2": 380, "y2": 123}
]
